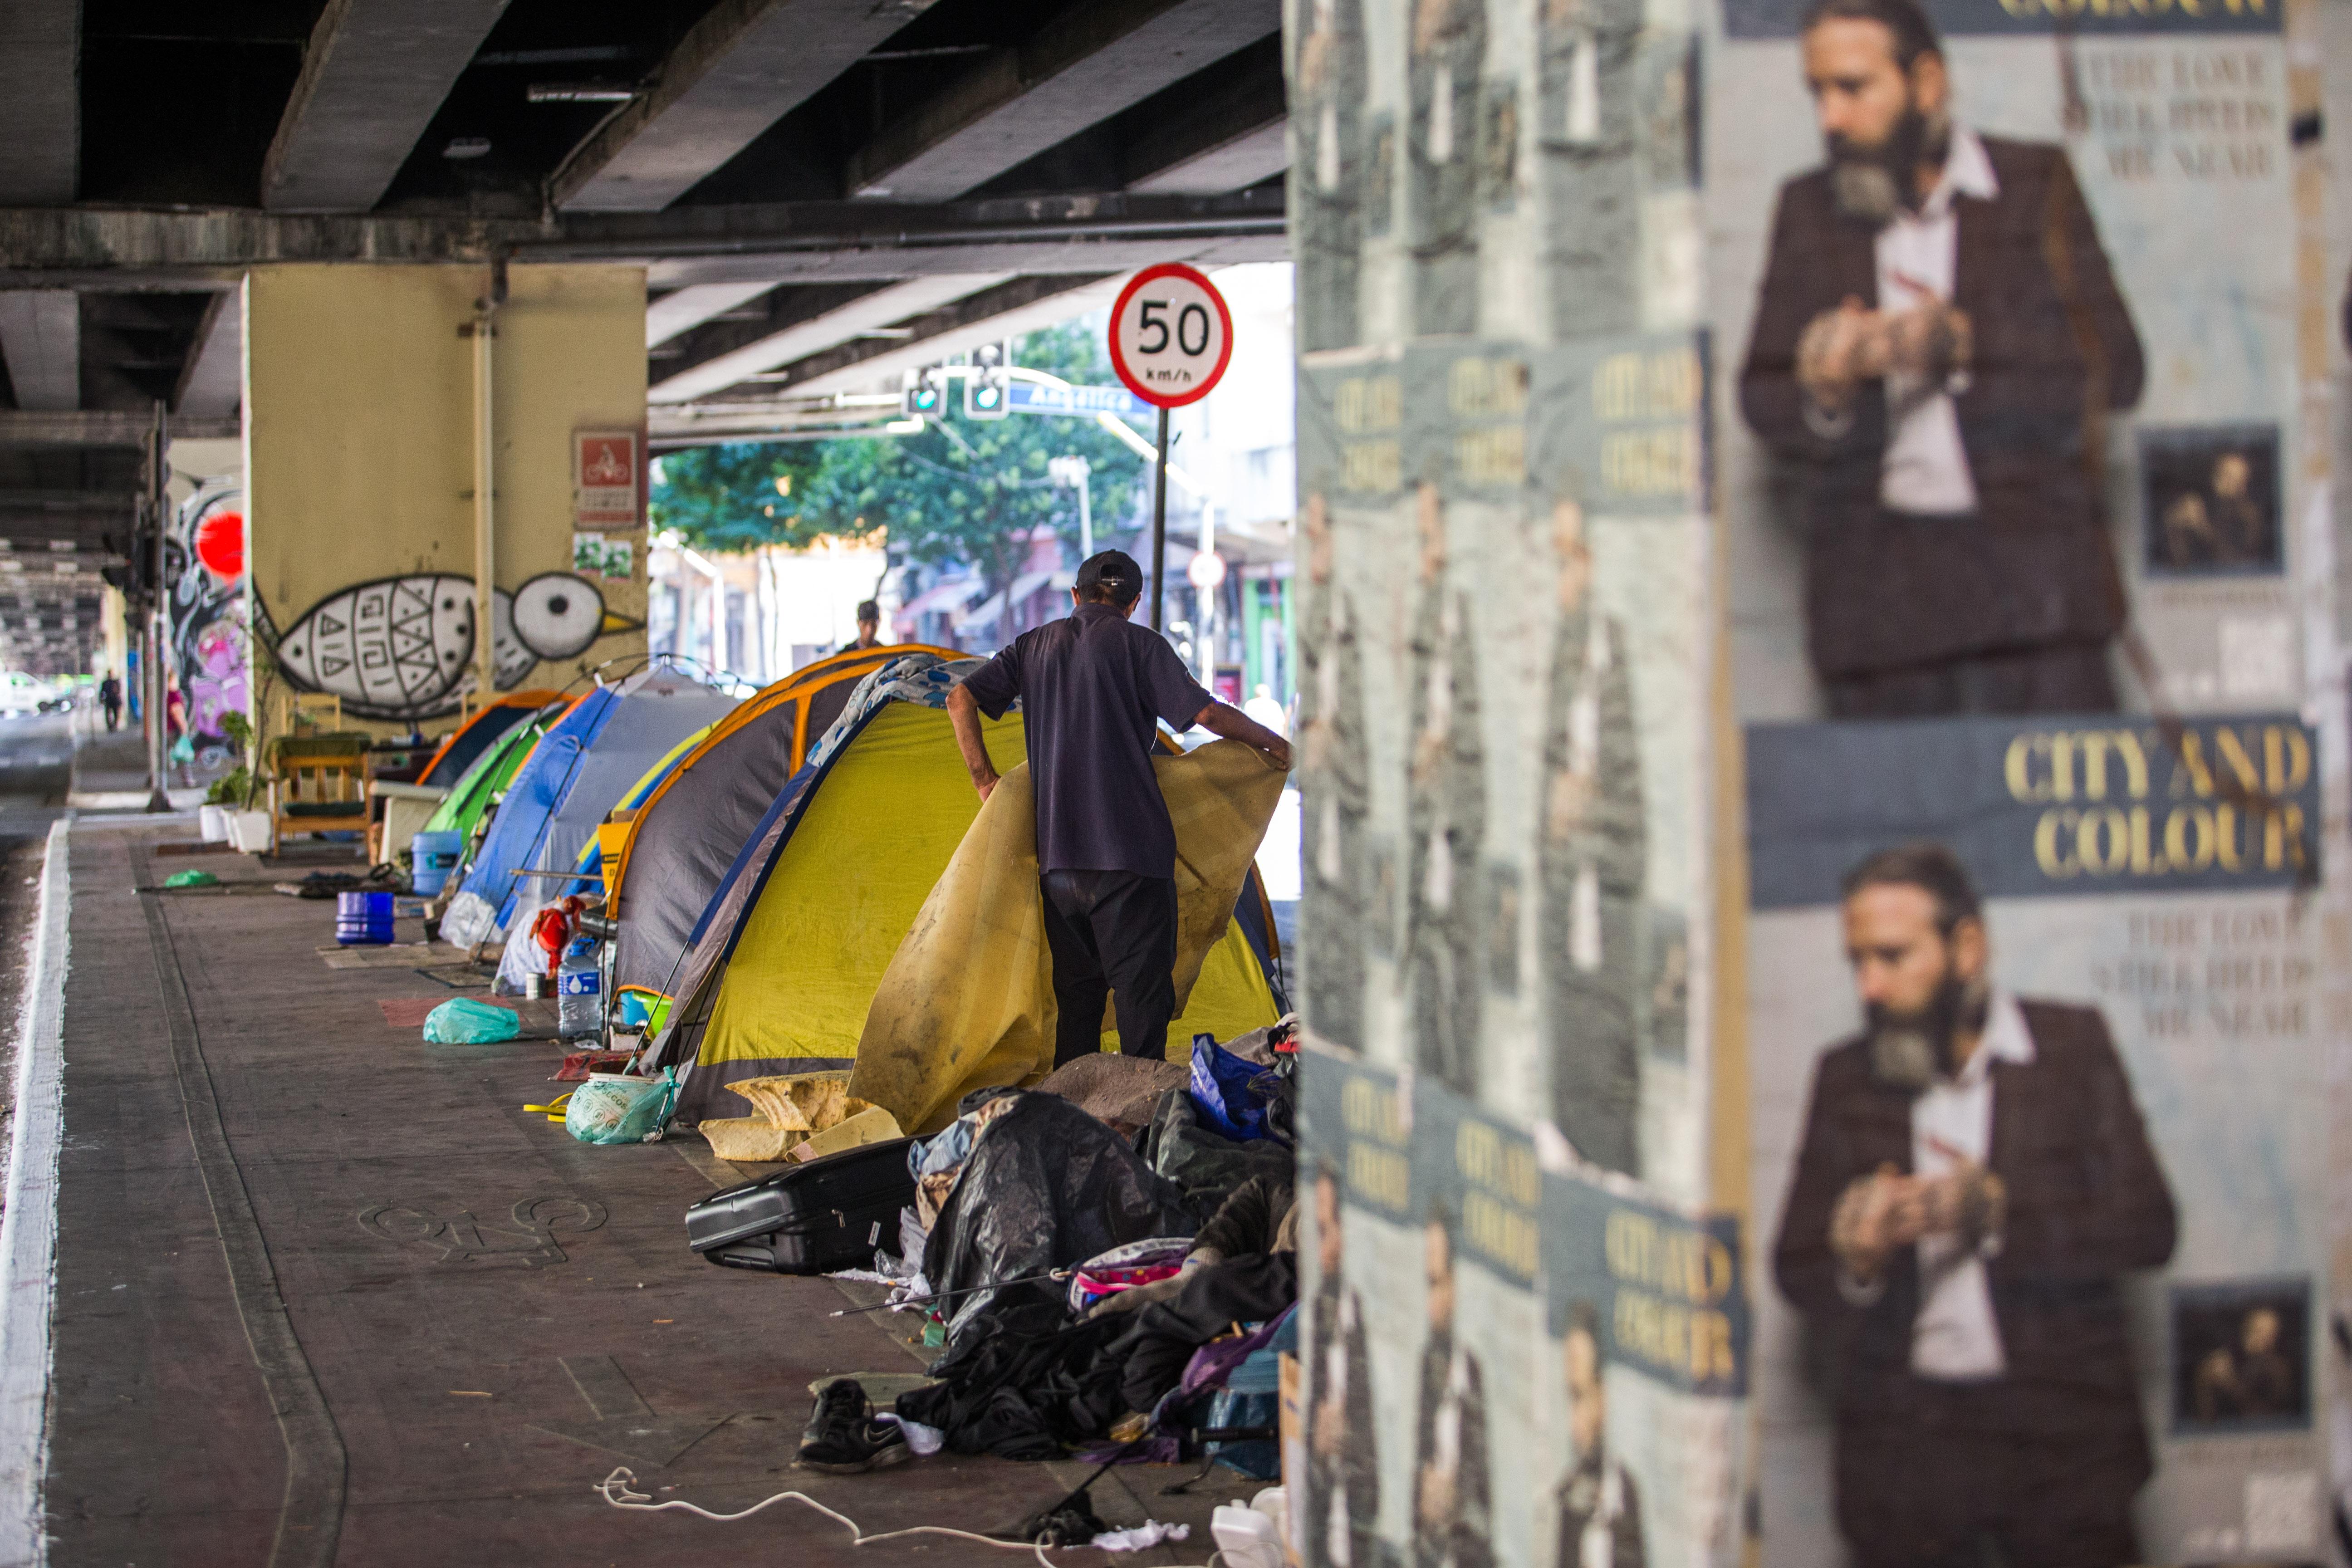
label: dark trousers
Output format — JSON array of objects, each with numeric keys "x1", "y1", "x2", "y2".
[
  {"x1": 1040, "y1": 870, "x2": 1178, "y2": 1067},
  {"x1": 1824, "y1": 642, "x2": 2117, "y2": 720},
  {"x1": 1836, "y1": 1380, "x2": 2144, "y2": 1568}
]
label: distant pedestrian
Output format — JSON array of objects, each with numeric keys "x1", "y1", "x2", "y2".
[
  {"x1": 838, "y1": 600, "x2": 884, "y2": 654},
  {"x1": 98, "y1": 670, "x2": 121, "y2": 731}
]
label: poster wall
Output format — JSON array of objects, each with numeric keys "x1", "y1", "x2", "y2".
[
  {"x1": 1287, "y1": 0, "x2": 1740, "y2": 1550},
  {"x1": 1707, "y1": 0, "x2": 2338, "y2": 1559}
]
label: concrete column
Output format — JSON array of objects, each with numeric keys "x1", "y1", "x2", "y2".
[
  {"x1": 242, "y1": 264, "x2": 648, "y2": 739},
  {"x1": 1289, "y1": 0, "x2": 2342, "y2": 1563}
]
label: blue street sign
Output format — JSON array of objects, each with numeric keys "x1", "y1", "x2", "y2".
[{"x1": 1005, "y1": 381, "x2": 1155, "y2": 419}]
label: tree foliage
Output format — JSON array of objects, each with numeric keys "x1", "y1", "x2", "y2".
[{"x1": 648, "y1": 322, "x2": 1147, "y2": 598}]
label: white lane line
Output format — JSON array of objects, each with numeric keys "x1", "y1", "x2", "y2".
[{"x1": 0, "y1": 817, "x2": 69, "y2": 1567}]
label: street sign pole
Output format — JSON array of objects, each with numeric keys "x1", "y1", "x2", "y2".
[
  {"x1": 1150, "y1": 404, "x2": 1170, "y2": 632},
  {"x1": 1108, "y1": 264, "x2": 1231, "y2": 637}
]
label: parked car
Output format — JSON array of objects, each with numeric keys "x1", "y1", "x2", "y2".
[{"x1": 0, "y1": 672, "x2": 65, "y2": 715}]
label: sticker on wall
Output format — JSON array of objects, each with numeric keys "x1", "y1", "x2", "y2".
[
  {"x1": 574, "y1": 430, "x2": 641, "y2": 529},
  {"x1": 572, "y1": 532, "x2": 634, "y2": 581},
  {"x1": 254, "y1": 571, "x2": 643, "y2": 721}
]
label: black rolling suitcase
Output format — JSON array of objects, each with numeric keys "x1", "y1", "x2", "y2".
[{"x1": 685, "y1": 1137, "x2": 916, "y2": 1274}]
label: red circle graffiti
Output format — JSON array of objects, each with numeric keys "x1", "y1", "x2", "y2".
[{"x1": 195, "y1": 510, "x2": 245, "y2": 581}]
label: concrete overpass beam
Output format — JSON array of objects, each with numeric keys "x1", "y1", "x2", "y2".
[
  {"x1": 845, "y1": 0, "x2": 1281, "y2": 202},
  {"x1": 262, "y1": 0, "x2": 517, "y2": 213},
  {"x1": 647, "y1": 283, "x2": 781, "y2": 348},
  {"x1": 1122, "y1": 46, "x2": 1288, "y2": 194},
  {"x1": 0, "y1": 292, "x2": 80, "y2": 412},
  {"x1": 650, "y1": 275, "x2": 1013, "y2": 404},
  {"x1": 552, "y1": 0, "x2": 946, "y2": 215}
]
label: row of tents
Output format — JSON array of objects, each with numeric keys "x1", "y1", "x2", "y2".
[{"x1": 405, "y1": 647, "x2": 1290, "y2": 1134}]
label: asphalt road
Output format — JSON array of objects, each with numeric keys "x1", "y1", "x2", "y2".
[{"x1": 0, "y1": 710, "x2": 72, "y2": 811}]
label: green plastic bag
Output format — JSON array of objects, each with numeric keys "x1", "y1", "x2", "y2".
[
  {"x1": 564, "y1": 1068, "x2": 677, "y2": 1145},
  {"x1": 421, "y1": 998, "x2": 521, "y2": 1044},
  {"x1": 162, "y1": 869, "x2": 218, "y2": 889}
]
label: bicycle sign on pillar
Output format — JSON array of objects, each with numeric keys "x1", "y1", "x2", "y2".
[{"x1": 1107, "y1": 263, "x2": 1234, "y2": 630}]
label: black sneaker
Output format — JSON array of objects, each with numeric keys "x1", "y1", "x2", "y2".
[{"x1": 796, "y1": 1379, "x2": 911, "y2": 1474}]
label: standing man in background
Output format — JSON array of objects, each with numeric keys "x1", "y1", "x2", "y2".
[
  {"x1": 98, "y1": 669, "x2": 122, "y2": 731},
  {"x1": 839, "y1": 600, "x2": 884, "y2": 654},
  {"x1": 946, "y1": 549, "x2": 1290, "y2": 1065}
]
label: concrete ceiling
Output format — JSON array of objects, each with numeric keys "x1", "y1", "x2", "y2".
[{"x1": 0, "y1": 0, "x2": 1298, "y2": 670}]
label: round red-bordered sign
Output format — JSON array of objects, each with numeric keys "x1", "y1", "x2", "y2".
[{"x1": 1107, "y1": 264, "x2": 1235, "y2": 409}]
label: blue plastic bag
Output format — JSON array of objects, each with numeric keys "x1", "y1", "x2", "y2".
[
  {"x1": 564, "y1": 1068, "x2": 677, "y2": 1145},
  {"x1": 1187, "y1": 1034, "x2": 1278, "y2": 1142},
  {"x1": 421, "y1": 998, "x2": 520, "y2": 1044}
]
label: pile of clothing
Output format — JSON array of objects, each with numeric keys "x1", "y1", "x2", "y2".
[{"x1": 804, "y1": 1019, "x2": 1304, "y2": 1477}]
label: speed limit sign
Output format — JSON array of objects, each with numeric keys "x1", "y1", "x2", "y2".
[{"x1": 1108, "y1": 264, "x2": 1234, "y2": 408}]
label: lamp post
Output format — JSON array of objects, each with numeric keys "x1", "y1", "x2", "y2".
[{"x1": 1047, "y1": 455, "x2": 1093, "y2": 561}]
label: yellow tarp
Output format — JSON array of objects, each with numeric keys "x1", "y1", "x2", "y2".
[
  {"x1": 699, "y1": 701, "x2": 1029, "y2": 1070},
  {"x1": 850, "y1": 738, "x2": 1289, "y2": 1135}
]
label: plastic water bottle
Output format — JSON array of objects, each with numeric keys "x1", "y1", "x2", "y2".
[{"x1": 558, "y1": 938, "x2": 602, "y2": 1039}]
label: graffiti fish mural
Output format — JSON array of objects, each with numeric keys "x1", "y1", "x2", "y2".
[
  {"x1": 172, "y1": 486, "x2": 250, "y2": 770},
  {"x1": 257, "y1": 572, "x2": 642, "y2": 721}
]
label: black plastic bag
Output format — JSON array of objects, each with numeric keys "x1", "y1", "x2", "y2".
[{"x1": 921, "y1": 1092, "x2": 1201, "y2": 1348}]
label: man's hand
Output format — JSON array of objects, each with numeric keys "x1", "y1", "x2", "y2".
[
  {"x1": 1193, "y1": 701, "x2": 1293, "y2": 770},
  {"x1": 1829, "y1": 1164, "x2": 1928, "y2": 1284},
  {"x1": 1916, "y1": 1141, "x2": 2006, "y2": 1251},
  {"x1": 1882, "y1": 272, "x2": 1973, "y2": 385},
  {"x1": 1796, "y1": 296, "x2": 1885, "y2": 413}
]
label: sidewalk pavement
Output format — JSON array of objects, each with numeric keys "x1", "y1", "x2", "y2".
[
  {"x1": 35, "y1": 821, "x2": 1259, "y2": 1565},
  {"x1": 67, "y1": 720, "x2": 208, "y2": 811}
]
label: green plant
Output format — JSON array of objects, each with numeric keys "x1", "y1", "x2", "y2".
[{"x1": 216, "y1": 710, "x2": 259, "y2": 808}]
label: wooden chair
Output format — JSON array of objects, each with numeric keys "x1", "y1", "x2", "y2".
[{"x1": 267, "y1": 746, "x2": 370, "y2": 855}]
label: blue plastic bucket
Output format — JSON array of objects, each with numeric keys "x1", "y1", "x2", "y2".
[
  {"x1": 336, "y1": 891, "x2": 395, "y2": 946},
  {"x1": 409, "y1": 830, "x2": 464, "y2": 897}
]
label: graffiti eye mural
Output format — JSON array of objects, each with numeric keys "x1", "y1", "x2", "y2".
[{"x1": 510, "y1": 572, "x2": 619, "y2": 662}]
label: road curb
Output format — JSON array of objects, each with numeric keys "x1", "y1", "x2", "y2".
[{"x1": 0, "y1": 818, "x2": 69, "y2": 1567}]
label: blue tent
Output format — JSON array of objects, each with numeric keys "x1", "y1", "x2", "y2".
[{"x1": 440, "y1": 667, "x2": 735, "y2": 951}]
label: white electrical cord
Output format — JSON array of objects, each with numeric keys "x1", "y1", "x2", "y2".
[
  {"x1": 593, "y1": 1467, "x2": 1225, "y2": 1568},
  {"x1": 596, "y1": 1466, "x2": 1063, "y2": 1563}
]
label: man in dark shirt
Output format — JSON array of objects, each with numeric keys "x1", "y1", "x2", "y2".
[{"x1": 947, "y1": 549, "x2": 1290, "y2": 1065}]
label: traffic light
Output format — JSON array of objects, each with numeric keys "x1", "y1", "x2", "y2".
[
  {"x1": 965, "y1": 341, "x2": 1010, "y2": 420},
  {"x1": 901, "y1": 367, "x2": 944, "y2": 420}
]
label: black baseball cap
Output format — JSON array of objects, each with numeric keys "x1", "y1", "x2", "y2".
[{"x1": 1074, "y1": 549, "x2": 1144, "y2": 602}]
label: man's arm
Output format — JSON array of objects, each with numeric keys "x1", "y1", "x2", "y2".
[
  {"x1": 1192, "y1": 700, "x2": 1294, "y2": 771},
  {"x1": 945, "y1": 684, "x2": 1001, "y2": 802},
  {"x1": 1738, "y1": 180, "x2": 1885, "y2": 462},
  {"x1": 1773, "y1": 1053, "x2": 1896, "y2": 1318}
]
